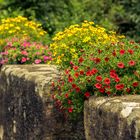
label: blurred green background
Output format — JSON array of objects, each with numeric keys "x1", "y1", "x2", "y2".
[{"x1": 0, "y1": 0, "x2": 140, "y2": 41}]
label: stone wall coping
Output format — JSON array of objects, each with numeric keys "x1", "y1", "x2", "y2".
[{"x1": 1, "y1": 65, "x2": 60, "y2": 99}]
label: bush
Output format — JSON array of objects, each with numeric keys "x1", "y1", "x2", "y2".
[
  {"x1": 0, "y1": 38, "x2": 52, "y2": 64},
  {"x1": 52, "y1": 39, "x2": 140, "y2": 119},
  {"x1": 0, "y1": 16, "x2": 48, "y2": 51},
  {"x1": 50, "y1": 21, "x2": 121, "y2": 68}
]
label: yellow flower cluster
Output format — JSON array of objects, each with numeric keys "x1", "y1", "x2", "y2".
[
  {"x1": 0, "y1": 16, "x2": 47, "y2": 47},
  {"x1": 50, "y1": 21, "x2": 124, "y2": 66}
]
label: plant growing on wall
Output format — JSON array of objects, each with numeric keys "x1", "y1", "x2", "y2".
[
  {"x1": 50, "y1": 21, "x2": 122, "y2": 68},
  {"x1": 0, "y1": 16, "x2": 49, "y2": 51},
  {"x1": 0, "y1": 38, "x2": 52, "y2": 64},
  {"x1": 52, "y1": 39, "x2": 140, "y2": 119}
]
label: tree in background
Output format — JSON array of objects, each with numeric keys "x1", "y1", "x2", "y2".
[{"x1": 0, "y1": 0, "x2": 140, "y2": 41}]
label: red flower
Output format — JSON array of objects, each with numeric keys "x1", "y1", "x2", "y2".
[
  {"x1": 91, "y1": 68, "x2": 98, "y2": 75},
  {"x1": 75, "y1": 87, "x2": 80, "y2": 92},
  {"x1": 120, "y1": 49, "x2": 125, "y2": 55},
  {"x1": 95, "y1": 83, "x2": 102, "y2": 89},
  {"x1": 68, "y1": 100, "x2": 72, "y2": 104},
  {"x1": 80, "y1": 70, "x2": 84, "y2": 75},
  {"x1": 96, "y1": 76, "x2": 102, "y2": 82},
  {"x1": 65, "y1": 69, "x2": 69, "y2": 75},
  {"x1": 110, "y1": 69, "x2": 116, "y2": 73},
  {"x1": 65, "y1": 93, "x2": 69, "y2": 98},
  {"x1": 68, "y1": 107, "x2": 73, "y2": 113},
  {"x1": 72, "y1": 84, "x2": 77, "y2": 88},
  {"x1": 117, "y1": 62, "x2": 125, "y2": 68},
  {"x1": 79, "y1": 57, "x2": 84, "y2": 63},
  {"x1": 132, "y1": 82, "x2": 139, "y2": 87},
  {"x1": 74, "y1": 72, "x2": 79, "y2": 78},
  {"x1": 110, "y1": 72, "x2": 118, "y2": 79},
  {"x1": 128, "y1": 49, "x2": 134, "y2": 55},
  {"x1": 104, "y1": 78, "x2": 110, "y2": 85},
  {"x1": 68, "y1": 77, "x2": 73, "y2": 83},
  {"x1": 126, "y1": 88, "x2": 131, "y2": 93},
  {"x1": 128, "y1": 60, "x2": 136, "y2": 66},
  {"x1": 84, "y1": 92, "x2": 90, "y2": 98},
  {"x1": 104, "y1": 85, "x2": 110, "y2": 89},
  {"x1": 86, "y1": 70, "x2": 92, "y2": 76},
  {"x1": 73, "y1": 66, "x2": 79, "y2": 71},
  {"x1": 106, "y1": 91, "x2": 111, "y2": 95},
  {"x1": 115, "y1": 84, "x2": 124, "y2": 90},
  {"x1": 115, "y1": 77, "x2": 120, "y2": 83},
  {"x1": 95, "y1": 58, "x2": 101, "y2": 63},
  {"x1": 104, "y1": 57, "x2": 109, "y2": 62},
  {"x1": 99, "y1": 88, "x2": 105, "y2": 93}
]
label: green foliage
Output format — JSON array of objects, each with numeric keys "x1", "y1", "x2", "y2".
[
  {"x1": 116, "y1": 0, "x2": 140, "y2": 41},
  {"x1": 0, "y1": 0, "x2": 140, "y2": 40}
]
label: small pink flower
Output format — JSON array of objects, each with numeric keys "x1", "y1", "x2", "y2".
[
  {"x1": 22, "y1": 42, "x2": 30, "y2": 47},
  {"x1": 44, "y1": 56, "x2": 52, "y2": 61},
  {"x1": 35, "y1": 59, "x2": 41, "y2": 64},
  {"x1": 0, "y1": 59, "x2": 7, "y2": 64},
  {"x1": 21, "y1": 51, "x2": 28, "y2": 56},
  {"x1": 7, "y1": 42, "x2": 12, "y2": 46},
  {"x1": 70, "y1": 61, "x2": 74, "y2": 65},
  {"x1": 1, "y1": 51, "x2": 8, "y2": 55},
  {"x1": 36, "y1": 52, "x2": 41, "y2": 55},
  {"x1": 21, "y1": 57, "x2": 27, "y2": 63}
]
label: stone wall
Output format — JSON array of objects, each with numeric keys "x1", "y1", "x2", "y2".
[
  {"x1": 0, "y1": 65, "x2": 85, "y2": 140},
  {"x1": 84, "y1": 96, "x2": 140, "y2": 140},
  {"x1": 1, "y1": 65, "x2": 140, "y2": 140}
]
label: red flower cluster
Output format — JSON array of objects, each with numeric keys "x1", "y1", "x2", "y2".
[
  {"x1": 115, "y1": 84, "x2": 124, "y2": 90},
  {"x1": 52, "y1": 39, "x2": 140, "y2": 118},
  {"x1": 86, "y1": 68, "x2": 98, "y2": 76}
]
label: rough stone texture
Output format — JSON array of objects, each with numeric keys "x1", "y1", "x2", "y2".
[
  {"x1": 84, "y1": 96, "x2": 140, "y2": 140},
  {"x1": 0, "y1": 65, "x2": 85, "y2": 140}
]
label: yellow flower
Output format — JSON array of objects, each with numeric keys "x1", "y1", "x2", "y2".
[
  {"x1": 50, "y1": 21, "x2": 120, "y2": 67},
  {"x1": 0, "y1": 16, "x2": 48, "y2": 47}
]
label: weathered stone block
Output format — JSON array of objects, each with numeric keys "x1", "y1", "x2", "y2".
[
  {"x1": 84, "y1": 96, "x2": 140, "y2": 140},
  {"x1": 0, "y1": 65, "x2": 85, "y2": 140}
]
